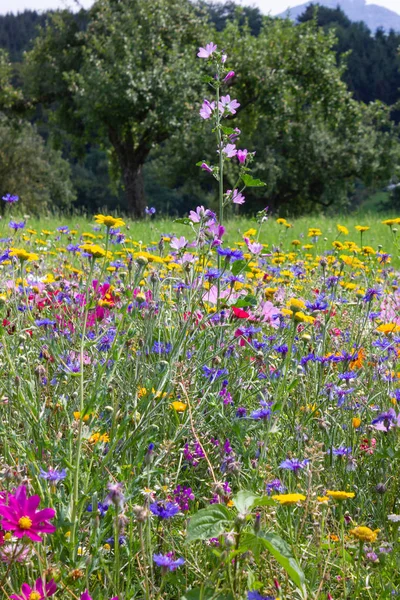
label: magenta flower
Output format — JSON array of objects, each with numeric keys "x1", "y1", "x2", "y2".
[
  {"x1": 10, "y1": 577, "x2": 57, "y2": 600},
  {"x1": 200, "y1": 162, "x2": 213, "y2": 173},
  {"x1": 222, "y1": 144, "x2": 237, "y2": 158},
  {"x1": 0, "y1": 485, "x2": 56, "y2": 542},
  {"x1": 197, "y1": 42, "x2": 217, "y2": 59},
  {"x1": 228, "y1": 189, "x2": 245, "y2": 205},
  {"x1": 219, "y1": 95, "x2": 240, "y2": 115},
  {"x1": 81, "y1": 593, "x2": 118, "y2": 600},
  {"x1": 237, "y1": 149, "x2": 248, "y2": 164},
  {"x1": 244, "y1": 237, "x2": 263, "y2": 254},
  {"x1": 223, "y1": 71, "x2": 235, "y2": 83},
  {"x1": 189, "y1": 206, "x2": 212, "y2": 223},
  {"x1": 199, "y1": 99, "x2": 215, "y2": 120}
]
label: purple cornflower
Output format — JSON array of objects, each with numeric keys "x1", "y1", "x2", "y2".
[
  {"x1": 248, "y1": 592, "x2": 276, "y2": 600},
  {"x1": 279, "y1": 458, "x2": 309, "y2": 472},
  {"x1": 35, "y1": 319, "x2": 56, "y2": 327},
  {"x1": 173, "y1": 485, "x2": 195, "y2": 511},
  {"x1": 202, "y1": 365, "x2": 228, "y2": 382},
  {"x1": 371, "y1": 408, "x2": 398, "y2": 431},
  {"x1": 197, "y1": 42, "x2": 217, "y2": 59},
  {"x1": 216, "y1": 247, "x2": 243, "y2": 262},
  {"x1": 39, "y1": 467, "x2": 67, "y2": 483},
  {"x1": 0, "y1": 249, "x2": 10, "y2": 263},
  {"x1": 2, "y1": 194, "x2": 18, "y2": 203},
  {"x1": 199, "y1": 99, "x2": 215, "y2": 120},
  {"x1": 251, "y1": 400, "x2": 272, "y2": 420},
  {"x1": 236, "y1": 407, "x2": 247, "y2": 418},
  {"x1": 9, "y1": 220, "x2": 25, "y2": 230},
  {"x1": 331, "y1": 446, "x2": 352, "y2": 456},
  {"x1": 363, "y1": 288, "x2": 382, "y2": 303},
  {"x1": 153, "y1": 553, "x2": 185, "y2": 571},
  {"x1": 149, "y1": 500, "x2": 180, "y2": 519},
  {"x1": 266, "y1": 479, "x2": 286, "y2": 495},
  {"x1": 87, "y1": 502, "x2": 109, "y2": 517},
  {"x1": 145, "y1": 206, "x2": 156, "y2": 216}
]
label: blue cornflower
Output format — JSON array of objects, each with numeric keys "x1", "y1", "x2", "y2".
[
  {"x1": 279, "y1": 458, "x2": 309, "y2": 472},
  {"x1": 371, "y1": 409, "x2": 397, "y2": 426},
  {"x1": 98, "y1": 329, "x2": 116, "y2": 352},
  {"x1": 306, "y1": 296, "x2": 328, "y2": 311},
  {"x1": 202, "y1": 366, "x2": 228, "y2": 382},
  {"x1": 266, "y1": 479, "x2": 286, "y2": 495},
  {"x1": 248, "y1": 591, "x2": 276, "y2": 600},
  {"x1": 87, "y1": 502, "x2": 109, "y2": 517},
  {"x1": 363, "y1": 288, "x2": 382, "y2": 302},
  {"x1": 236, "y1": 407, "x2": 247, "y2": 418},
  {"x1": 216, "y1": 247, "x2": 244, "y2": 262},
  {"x1": 57, "y1": 226, "x2": 69, "y2": 233},
  {"x1": 152, "y1": 341, "x2": 172, "y2": 355},
  {"x1": 145, "y1": 206, "x2": 156, "y2": 216},
  {"x1": 0, "y1": 249, "x2": 10, "y2": 264},
  {"x1": 273, "y1": 344, "x2": 288, "y2": 356},
  {"x1": 106, "y1": 535, "x2": 126, "y2": 546},
  {"x1": 331, "y1": 446, "x2": 352, "y2": 456},
  {"x1": 2, "y1": 194, "x2": 18, "y2": 203},
  {"x1": 338, "y1": 371, "x2": 357, "y2": 381},
  {"x1": 204, "y1": 268, "x2": 222, "y2": 280},
  {"x1": 39, "y1": 467, "x2": 67, "y2": 483},
  {"x1": 153, "y1": 553, "x2": 185, "y2": 571},
  {"x1": 35, "y1": 319, "x2": 56, "y2": 327},
  {"x1": 150, "y1": 500, "x2": 180, "y2": 519},
  {"x1": 9, "y1": 220, "x2": 25, "y2": 230},
  {"x1": 66, "y1": 244, "x2": 80, "y2": 253},
  {"x1": 251, "y1": 400, "x2": 272, "y2": 420}
]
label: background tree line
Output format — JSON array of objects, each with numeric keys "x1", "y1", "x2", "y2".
[{"x1": 0, "y1": 0, "x2": 400, "y2": 216}]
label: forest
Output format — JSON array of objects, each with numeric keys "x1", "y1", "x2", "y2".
[{"x1": 0, "y1": 0, "x2": 400, "y2": 216}]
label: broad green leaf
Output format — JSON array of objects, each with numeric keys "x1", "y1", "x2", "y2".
[
  {"x1": 186, "y1": 504, "x2": 233, "y2": 542},
  {"x1": 241, "y1": 174, "x2": 266, "y2": 187},
  {"x1": 233, "y1": 295, "x2": 257, "y2": 308},
  {"x1": 221, "y1": 126, "x2": 236, "y2": 135},
  {"x1": 259, "y1": 532, "x2": 306, "y2": 593},
  {"x1": 233, "y1": 490, "x2": 274, "y2": 514}
]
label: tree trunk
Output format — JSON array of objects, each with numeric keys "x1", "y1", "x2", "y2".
[{"x1": 122, "y1": 161, "x2": 146, "y2": 218}]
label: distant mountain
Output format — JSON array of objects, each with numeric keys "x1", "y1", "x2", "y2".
[{"x1": 278, "y1": 0, "x2": 400, "y2": 32}]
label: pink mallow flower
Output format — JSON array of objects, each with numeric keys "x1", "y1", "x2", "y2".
[
  {"x1": 222, "y1": 144, "x2": 237, "y2": 158},
  {"x1": 200, "y1": 162, "x2": 213, "y2": 173},
  {"x1": 0, "y1": 485, "x2": 56, "y2": 542},
  {"x1": 10, "y1": 577, "x2": 57, "y2": 600},
  {"x1": 197, "y1": 42, "x2": 217, "y2": 59},
  {"x1": 244, "y1": 237, "x2": 263, "y2": 254},
  {"x1": 219, "y1": 95, "x2": 240, "y2": 115},
  {"x1": 170, "y1": 236, "x2": 188, "y2": 251},
  {"x1": 223, "y1": 70, "x2": 235, "y2": 83},
  {"x1": 199, "y1": 99, "x2": 215, "y2": 120},
  {"x1": 228, "y1": 189, "x2": 245, "y2": 205},
  {"x1": 237, "y1": 149, "x2": 248, "y2": 164}
]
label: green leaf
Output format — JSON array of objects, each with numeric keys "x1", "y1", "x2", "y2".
[
  {"x1": 241, "y1": 174, "x2": 266, "y2": 187},
  {"x1": 174, "y1": 218, "x2": 192, "y2": 226},
  {"x1": 233, "y1": 295, "x2": 257, "y2": 308},
  {"x1": 221, "y1": 126, "x2": 236, "y2": 135},
  {"x1": 231, "y1": 260, "x2": 251, "y2": 275},
  {"x1": 259, "y1": 532, "x2": 306, "y2": 593},
  {"x1": 186, "y1": 505, "x2": 233, "y2": 542},
  {"x1": 233, "y1": 490, "x2": 274, "y2": 514}
]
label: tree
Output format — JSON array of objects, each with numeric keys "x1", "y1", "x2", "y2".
[{"x1": 25, "y1": 0, "x2": 209, "y2": 217}]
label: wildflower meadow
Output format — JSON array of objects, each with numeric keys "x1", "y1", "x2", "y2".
[{"x1": 1, "y1": 42, "x2": 400, "y2": 600}]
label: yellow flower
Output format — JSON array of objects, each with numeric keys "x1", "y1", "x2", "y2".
[
  {"x1": 95, "y1": 214, "x2": 125, "y2": 229},
  {"x1": 337, "y1": 224, "x2": 349, "y2": 235},
  {"x1": 276, "y1": 218, "x2": 288, "y2": 225},
  {"x1": 352, "y1": 417, "x2": 361, "y2": 428},
  {"x1": 272, "y1": 493, "x2": 306, "y2": 505},
  {"x1": 362, "y1": 246, "x2": 375, "y2": 255},
  {"x1": 170, "y1": 401, "x2": 187, "y2": 412},
  {"x1": 243, "y1": 228, "x2": 257, "y2": 237},
  {"x1": 382, "y1": 218, "x2": 397, "y2": 226},
  {"x1": 9, "y1": 248, "x2": 38, "y2": 262},
  {"x1": 308, "y1": 228, "x2": 322, "y2": 237},
  {"x1": 74, "y1": 411, "x2": 91, "y2": 422},
  {"x1": 376, "y1": 323, "x2": 400, "y2": 334},
  {"x1": 295, "y1": 312, "x2": 315, "y2": 324},
  {"x1": 291, "y1": 239, "x2": 301, "y2": 246},
  {"x1": 355, "y1": 225, "x2": 370, "y2": 232},
  {"x1": 287, "y1": 298, "x2": 306, "y2": 311},
  {"x1": 332, "y1": 241, "x2": 344, "y2": 250},
  {"x1": 350, "y1": 526, "x2": 380, "y2": 543},
  {"x1": 326, "y1": 490, "x2": 355, "y2": 501},
  {"x1": 317, "y1": 496, "x2": 330, "y2": 504},
  {"x1": 80, "y1": 243, "x2": 111, "y2": 260}
]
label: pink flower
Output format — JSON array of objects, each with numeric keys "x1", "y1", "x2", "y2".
[
  {"x1": 80, "y1": 592, "x2": 118, "y2": 600},
  {"x1": 259, "y1": 301, "x2": 281, "y2": 328},
  {"x1": 223, "y1": 70, "x2": 235, "y2": 83},
  {"x1": 244, "y1": 237, "x2": 263, "y2": 254},
  {"x1": 197, "y1": 42, "x2": 217, "y2": 59},
  {"x1": 170, "y1": 236, "x2": 188, "y2": 251},
  {"x1": 199, "y1": 99, "x2": 215, "y2": 120},
  {"x1": 222, "y1": 144, "x2": 237, "y2": 158},
  {"x1": 0, "y1": 485, "x2": 56, "y2": 542},
  {"x1": 237, "y1": 149, "x2": 248, "y2": 164},
  {"x1": 10, "y1": 577, "x2": 57, "y2": 600},
  {"x1": 200, "y1": 162, "x2": 213, "y2": 173},
  {"x1": 228, "y1": 189, "x2": 245, "y2": 205},
  {"x1": 219, "y1": 95, "x2": 240, "y2": 115}
]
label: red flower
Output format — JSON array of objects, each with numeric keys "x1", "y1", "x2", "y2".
[
  {"x1": 232, "y1": 307, "x2": 249, "y2": 319},
  {"x1": 0, "y1": 485, "x2": 56, "y2": 542}
]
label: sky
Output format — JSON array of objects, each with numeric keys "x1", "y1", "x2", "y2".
[{"x1": 0, "y1": 0, "x2": 399, "y2": 16}]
